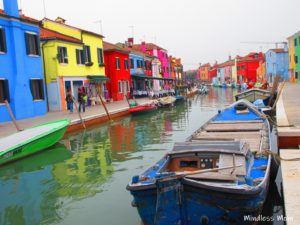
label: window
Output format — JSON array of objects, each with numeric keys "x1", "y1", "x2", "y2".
[
  {"x1": 57, "y1": 46, "x2": 68, "y2": 64},
  {"x1": 118, "y1": 81, "x2": 122, "y2": 93},
  {"x1": 241, "y1": 65, "x2": 245, "y2": 70},
  {"x1": 0, "y1": 28, "x2": 7, "y2": 53},
  {"x1": 116, "y1": 57, "x2": 120, "y2": 69},
  {"x1": 124, "y1": 59, "x2": 129, "y2": 70},
  {"x1": 84, "y1": 45, "x2": 92, "y2": 64},
  {"x1": 30, "y1": 79, "x2": 44, "y2": 100},
  {"x1": 296, "y1": 72, "x2": 299, "y2": 79},
  {"x1": 76, "y1": 49, "x2": 84, "y2": 65},
  {"x1": 294, "y1": 38, "x2": 297, "y2": 47},
  {"x1": 25, "y1": 32, "x2": 40, "y2": 56},
  {"x1": 0, "y1": 79, "x2": 9, "y2": 103},
  {"x1": 97, "y1": 48, "x2": 104, "y2": 65},
  {"x1": 137, "y1": 60, "x2": 141, "y2": 68},
  {"x1": 295, "y1": 56, "x2": 298, "y2": 64},
  {"x1": 237, "y1": 66, "x2": 240, "y2": 71},
  {"x1": 126, "y1": 81, "x2": 130, "y2": 91},
  {"x1": 130, "y1": 58, "x2": 134, "y2": 69}
]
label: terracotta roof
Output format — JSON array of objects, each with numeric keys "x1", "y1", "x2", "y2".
[
  {"x1": 40, "y1": 27, "x2": 82, "y2": 44},
  {"x1": 103, "y1": 41, "x2": 130, "y2": 54},
  {"x1": 116, "y1": 43, "x2": 155, "y2": 58},
  {"x1": 201, "y1": 63, "x2": 211, "y2": 68},
  {"x1": 133, "y1": 43, "x2": 166, "y2": 51},
  {"x1": 0, "y1": 9, "x2": 39, "y2": 24},
  {"x1": 42, "y1": 18, "x2": 104, "y2": 38},
  {"x1": 269, "y1": 48, "x2": 286, "y2": 53},
  {"x1": 219, "y1": 60, "x2": 234, "y2": 68}
]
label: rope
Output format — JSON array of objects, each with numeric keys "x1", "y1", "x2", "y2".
[{"x1": 260, "y1": 149, "x2": 300, "y2": 162}]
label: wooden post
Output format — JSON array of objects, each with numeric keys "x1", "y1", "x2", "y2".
[
  {"x1": 96, "y1": 84, "x2": 111, "y2": 121},
  {"x1": 4, "y1": 100, "x2": 22, "y2": 131},
  {"x1": 72, "y1": 97, "x2": 86, "y2": 129}
]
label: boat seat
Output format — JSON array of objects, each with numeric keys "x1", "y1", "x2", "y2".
[
  {"x1": 218, "y1": 154, "x2": 246, "y2": 176},
  {"x1": 186, "y1": 172, "x2": 237, "y2": 182}
]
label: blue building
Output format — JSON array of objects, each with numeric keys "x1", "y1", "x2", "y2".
[
  {"x1": 265, "y1": 48, "x2": 289, "y2": 82},
  {"x1": 0, "y1": 0, "x2": 46, "y2": 123}
]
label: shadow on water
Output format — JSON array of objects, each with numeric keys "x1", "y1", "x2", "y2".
[{"x1": 0, "y1": 86, "x2": 285, "y2": 225}]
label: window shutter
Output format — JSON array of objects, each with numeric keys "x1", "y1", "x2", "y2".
[
  {"x1": 29, "y1": 79, "x2": 34, "y2": 99},
  {"x1": 35, "y1": 35, "x2": 41, "y2": 55},
  {"x1": 64, "y1": 47, "x2": 68, "y2": 64},
  {"x1": 57, "y1": 46, "x2": 62, "y2": 63},
  {"x1": 4, "y1": 79, "x2": 10, "y2": 102},
  {"x1": 1, "y1": 29, "x2": 7, "y2": 52},
  {"x1": 39, "y1": 80, "x2": 45, "y2": 99},
  {"x1": 97, "y1": 48, "x2": 100, "y2": 64},
  {"x1": 76, "y1": 49, "x2": 79, "y2": 64},
  {"x1": 25, "y1": 33, "x2": 30, "y2": 55}
]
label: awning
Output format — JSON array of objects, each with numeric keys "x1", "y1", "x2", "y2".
[
  {"x1": 87, "y1": 75, "x2": 110, "y2": 81},
  {"x1": 131, "y1": 74, "x2": 173, "y2": 81}
]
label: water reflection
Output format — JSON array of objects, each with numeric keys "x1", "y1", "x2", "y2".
[{"x1": 0, "y1": 87, "x2": 284, "y2": 225}]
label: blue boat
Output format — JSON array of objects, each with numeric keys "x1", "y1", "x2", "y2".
[
  {"x1": 127, "y1": 100, "x2": 278, "y2": 225},
  {"x1": 175, "y1": 95, "x2": 186, "y2": 103}
]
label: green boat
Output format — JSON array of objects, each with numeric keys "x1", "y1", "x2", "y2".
[{"x1": 0, "y1": 119, "x2": 70, "y2": 166}]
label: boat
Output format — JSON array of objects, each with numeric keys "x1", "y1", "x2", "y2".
[
  {"x1": 128, "y1": 104, "x2": 157, "y2": 115},
  {"x1": 0, "y1": 119, "x2": 70, "y2": 166},
  {"x1": 198, "y1": 85, "x2": 209, "y2": 95},
  {"x1": 127, "y1": 100, "x2": 277, "y2": 225},
  {"x1": 235, "y1": 88, "x2": 270, "y2": 103},
  {"x1": 174, "y1": 95, "x2": 186, "y2": 103},
  {"x1": 157, "y1": 96, "x2": 176, "y2": 107}
]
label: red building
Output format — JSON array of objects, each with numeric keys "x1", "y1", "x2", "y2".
[
  {"x1": 103, "y1": 42, "x2": 131, "y2": 101},
  {"x1": 209, "y1": 63, "x2": 218, "y2": 82},
  {"x1": 237, "y1": 52, "x2": 264, "y2": 83}
]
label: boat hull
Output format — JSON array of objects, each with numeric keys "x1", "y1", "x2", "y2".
[
  {"x1": 235, "y1": 89, "x2": 270, "y2": 103},
  {"x1": 130, "y1": 177, "x2": 269, "y2": 225},
  {"x1": 0, "y1": 126, "x2": 68, "y2": 166},
  {"x1": 128, "y1": 105, "x2": 157, "y2": 115}
]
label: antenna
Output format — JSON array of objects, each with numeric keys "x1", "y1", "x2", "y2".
[{"x1": 42, "y1": 0, "x2": 47, "y2": 17}]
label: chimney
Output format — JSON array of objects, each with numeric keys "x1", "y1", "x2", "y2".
[
  {"x1": 141, "y1": 41, "x2": 146, "y2": 53},
  {"x1": 4, "y1": 0, "x2": 19, "y2": 18},
  {"x1": 128, "y1": 38, "x2": 134, "y2": 48},
  {"x1": 228, "y1": 55, "x2": 232, "y2": 61},
  {"x1": 55, "y1": 17, "x2": 66, "y2": 24}
]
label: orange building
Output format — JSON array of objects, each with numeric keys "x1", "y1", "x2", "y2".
[
  {"x1": 256, "y1": 61, "x2": 266, "y2": 82},
  {"x1": 199, "y1": 63, "x2": 211, "y2": 82}
]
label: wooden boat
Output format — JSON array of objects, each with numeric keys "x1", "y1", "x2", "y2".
[
  {"x1": 128, "y1": 105, "x2": 157, "y2": 115},
  {"x1": 0, "y1": 119, "x2": 70, "y2": 166},
  {"x1": 127, "y1": 100, "x2": 277, "y2": 225},
  {"x1": 157, "y1": 96, "x2": 176, "y2": 107},
  {"x1": 235, "y1": 88, "x2": 270, "y2": 103}
]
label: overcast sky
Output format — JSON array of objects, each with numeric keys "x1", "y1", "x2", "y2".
[{"x1": 1, "y1": 0, "x2": 300, "y2": 69}]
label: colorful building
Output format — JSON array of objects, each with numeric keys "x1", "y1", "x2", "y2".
[
  {"x1": 40, "y1": 17, "x2": 106, "y2": 111},
  {"x1": 0, "y1": 0, "x2": 47, "y2": 122},
  {"x1": 256, "y1": 60, "x2": 266, "y2": 82},
  {"x1": 237, "y1": 52, "x2": 264, "y2": 83},
  {"x1": 103, "y1": 41, "x2": 131, "y2": 101},
  {"x1": 174, "y1": 58, "x2": 183, "y2": 85},
  {"x1": 293, "y1": 33, "x2": 300, "y2": 81},
  {"x1": 231, "y1": 59, "x2": 237, "y2": 84},
  {"x1": 199, "y1": 63, "x2": 210, "y2": 83},
  {"x1": 265, "y1": 48, "x2": 289, "y2": 82},
  {"x1": 209, "y1": 63, "x2": 218, "y2": 84},
  {"x1": 287, "y1": 34, "x2": 297, "y2": 82}
]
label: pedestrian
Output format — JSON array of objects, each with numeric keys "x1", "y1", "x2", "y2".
[
  {"x1": 65, "y1": 89, "x2": 74, "y2": 113},
  {"x1": 78, "y1": 87, "x2": 86, "y2": 113}
]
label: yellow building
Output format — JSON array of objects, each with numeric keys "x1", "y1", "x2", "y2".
[
  {"x1": 288, "y1": 34, "x2": 296, "y2": 82},
  {"x1": 40, "y1": 17, "x2": 106, "y2": 111}
]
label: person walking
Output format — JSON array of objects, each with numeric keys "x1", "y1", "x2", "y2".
[
  {"x1": 78, "y1": 87, "x2": 86, "y2": 113},
  {"x1": 65, "y1": 89, "x2": 74, "y2": 113}
]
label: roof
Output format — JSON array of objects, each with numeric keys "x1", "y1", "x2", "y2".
[
  {"x1": 40, "y1": 27, "x2": 82, "y2": 44},
  {"x1": 115, "y1": 43, "x2": 151, "y2": 58},
  {"x1": 201, "y1": 63, "x2": 211, "y2": 68},
  {"x1": 103, "y1": 41, "x2": 130, "y2": 54},
  {"x1": 268, "y1": 48, "x2": 286, "y2": 53},
  {"x1": 133, "y1": 43, "x2": 166, "y2": 51},
  {"x1": 0, "y1": 9, "x2": 39, "y2": 25},
  {"x1": 219, "y1": 60, "x2": 234, "y2": 68},
  {"x1": 42, "y1": 18, "x2": 104, "y2": 38}
]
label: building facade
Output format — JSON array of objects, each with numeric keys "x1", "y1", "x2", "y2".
[
  {"x1": 103, "y1": 41, "x2": 131, "y2": 101},
  {"x1": 40, "y1": 18, "x2": 106, "y2": 111},
  {"x1": 287, "y1": 34, "x2": 297, "y2": 82},
  {"x1": 265, "y1": 48, "x2": 289, "y2": 82},
  {"x1": 293, "y1": 33, "x2": 300, "y2": 81},
  {"x1": 0, "y1": 0, "x2": 47, "y2": 122},
  {"x1": 199, "y1": 63, "x2": 210, "y2": 82}
]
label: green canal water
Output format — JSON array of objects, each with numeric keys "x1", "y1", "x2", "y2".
[{"x1": 0, "y1": 88, "x2": 284, "y2": 225}]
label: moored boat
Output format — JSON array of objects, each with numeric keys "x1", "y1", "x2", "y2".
[
  {"x1": 174, "y1": 95, "x2": 186, "y2": 103},
  {"x1": 127, "y1": 100, "x2": 277, "y2": 225},
  {"x1": 0, "y1": 119, "x2": 70, "y2": 166},
  {"x1": 235, "y1": 88, "x2": 270, "y2": 103},
  {"x1": 128, "y1": 105, "x2": 157, "y2": 115},
  {"x1": 157, "y1": 96, "x2": 176, "y2": 107}
]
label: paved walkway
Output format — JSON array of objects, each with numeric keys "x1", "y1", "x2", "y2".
[
  {"x1": 0, "y1": 98, "x2": 150, "y2": 138},
  {"x1": 281, "y1": 82, "x2": 300, "y2": 127}
]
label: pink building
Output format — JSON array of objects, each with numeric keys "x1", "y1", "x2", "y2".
[{"x1": 134, "y1": 43, "x2": 170, "y2": 79}]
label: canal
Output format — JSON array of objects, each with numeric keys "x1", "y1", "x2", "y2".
[{"x1": 0, "y1": 87, "x2": 284, "y2": 225}]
